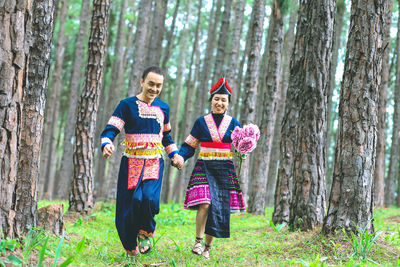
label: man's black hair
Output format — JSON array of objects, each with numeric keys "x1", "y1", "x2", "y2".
[{"x1": 142, "y1": 66, "x2": 165, "y2": 80}]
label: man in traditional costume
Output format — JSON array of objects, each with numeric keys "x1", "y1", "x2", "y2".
[
  {"x1": 176, "y1": 77, "x2": 245, "y2": 260},
  {"x1": 101, "y1": 66, "x2": 182, "y2": 256}
]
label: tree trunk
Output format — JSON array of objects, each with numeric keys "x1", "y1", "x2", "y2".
[
  {"x1": 37, "y1": 204, "x2": 64, "y2": 237},
  {"x1": 326, "y1": 0, "x2": 345, "y2": 195},
  {"x1": 95, "y1": 0, "x2": 128, "y2": 200},
  {"x1": 160, "y1": 0, "x2": 180, "y2": 74},
  {"x1": 196, "y1": 0, "x2": 222, "y2": 114},
  {"x1": 266, "y1": 8, "x2": 296, "y2": 207},
  {"x1": 375, "y1": 0, "x2": 393, "y2": 207},
  {"x1": 272, "y1": 11, "x2": 301, "y2": 226},
  {"x1": 55, "y1": 0, "x2": 91, "y2": 200},
  {"x1": 158, "y1": 0, "x2": 180, "y2": 101},
  {"x1": 247, "y1": 0, "x2": 284, "y2": 215},
  {"x1": 289, "y1": 0, "x2": 335, "y2": 231},
  {"x1": 42, "y1": 0, "x2": 68, "y2": 200},
  {"x1": 323, "y1": 0, "x2": 387, "y2": 234},
  {"x1": 226, "y1": 0, "x2": 246, "y2": 114},
  {"x1": 387, "y1": 2, "x2": 400, "y2": 207},
  {"x1": 0, "y1": 0, "x2": 54, "y2": 238},
  {"x1": 12, "y1": 0, "x2": 55, "y2": 237},
  {"x1": 0, "y1": 1, "x2": 29, "y2": 238},
  {"x1": 69, "y1": 0, "x2": 111, "y2": 213},
  {"x1": 127, "y1": 0, "x2": 152, "y2": 96},
  {"x1": 147, "y1": 0, "x2": 168, "y2": 66},
  {"x1": 238, "y1": 0, "x2": 265, "y2": 203},
  {"x1": 234, "y1": 15, "x2": 252, "y2": 119},
  {"x1": 213, "y1": 0, "x2": 232, "y2": 82},
  {"x1": 104, "y1": 0, "x2": 137, "y2": 201},
  {"x1": 168, "y1": 0, "x2": 203, "y2": 203},
  {"x1": 166, "y1": 0, "x2": 192, "y2": 202}
]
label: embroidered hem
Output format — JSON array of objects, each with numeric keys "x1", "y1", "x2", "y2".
[{"x1": 139, "y1": 229, "x2": 155, "y2": 238}]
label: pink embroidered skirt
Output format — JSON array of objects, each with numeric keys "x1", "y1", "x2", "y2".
[{"x1": 183, "y1": 160, "x2": 245, "y2": 213}]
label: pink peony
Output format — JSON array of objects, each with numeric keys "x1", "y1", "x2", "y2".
[
  {"x1": 242, "y1": 124, "x2": 260, "y2": 141},
  {"x1": 231, "y1": 126, "x2": 243, "y2": 149},
  {"x1": 237, "y1": 137, "x2": 257, "y2": 154}
]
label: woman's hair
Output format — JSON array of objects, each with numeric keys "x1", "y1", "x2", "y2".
[{"x1": 209, "y1": 94, "x2": 231, "y2": 103}]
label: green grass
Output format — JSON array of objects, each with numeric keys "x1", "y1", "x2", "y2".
[{"x1": 2, "y1": 202, "x2": 400, "y2": 266}]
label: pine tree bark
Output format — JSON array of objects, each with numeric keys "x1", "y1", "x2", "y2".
[
  {"x1": 127, "y1": 0, "x2": 152, "y2": 96},
  {"x1": 69, "y1": 0, "x2": 111, "y2": 213},
  {"x1": 226, "y1": 0, "x2": 246, "y2": 114},
  {"x1": 289, "y1": 0, "x2": 335, "y2": 231},
  {"x1": 0, "y1": 0, "x2": 55, "y2": 238},
  {"x1": 375, "y1": 0, "x2": 393, "y2": 207},
  {"x1": 171, "y1": 2, "x2": 203, "y2": 201},
  {"x1": 386, "y1": 2, "x2": 400, "y2": 207},
  {"x1": 147, "y1": 0, "x2": 168, "y2": 66},
  {"x1": 15, "y1": 0, "x2": 55, "y2": 235},
  {"x1": 104, "y1": 0, "x2": 137, "y2": 201},
  {"x1": 213, "y1": 0, "x2": 232, "y2": 81},
  {"x1": 266, "y1": 8, "x2": 296, "y2": 207},
  {"x1": 95, "y1": 0, "x2": 128, "y2": 200},
  {"x1": 0, "y1": 0, "x2": 31, "y2": 238},
  {"x1": 196, "y1": 0, "x2": 222, "y2": 113},
  {"x1": 167, "y1": 0, "x2": 192, "y2": 202},
  {"x1": 234, "y1": 16, "x2": 252, "y2": 119},
  {"x1": 272, "y1": 13, "x2": 301, "y2": 226},
  {"x1": 167, "y1": 0, "x2": 203, "y2": 203},
  {"x1": 56, "y1": 0, "x2": 91, "y2": 199},
  {"x1": 160, "y1": 0, "x2": 180, "y2": 72},
  {"x1": 323, "y1": 0, "x2": 387, "y2": 234},
  {"x1": 326, "y1": 0, "x2": 345, "y2": 194},
  {"x1": 238, "y1": 0, "x2": 265, "y2": 202},
  {"x1": 41, "y1": 0, "x2": 69, "y2": 200},
  {"x1": 159, "y1": 0, "x2": 180, "y2": 101},
  {"x1": 247, "y1": 0, "x2": 284, "y2": 215}
]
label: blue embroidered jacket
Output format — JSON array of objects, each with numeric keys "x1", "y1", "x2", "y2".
[
  {"x1": 100, "y1": 96, "x2": 178, "y2": 159},
  {"x1": 179, "y1": 114, "x2": 241, "y2": 161}
]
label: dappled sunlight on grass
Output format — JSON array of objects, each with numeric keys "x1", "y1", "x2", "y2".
[{"x1": 6, "y1": 202, "x2": 396, "y2": 266}]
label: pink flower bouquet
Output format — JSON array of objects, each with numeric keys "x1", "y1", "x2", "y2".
[{"x1": 231, "y1": 123, "x2": 260, "y2": 175}]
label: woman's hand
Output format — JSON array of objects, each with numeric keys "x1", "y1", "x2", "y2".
[{"x1": 172, "y1": 154, "x2": 184, "y2": 170}]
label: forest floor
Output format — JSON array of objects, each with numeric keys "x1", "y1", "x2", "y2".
[{"x1": 1, "y1": 201, "x2": 400, "y2": 266}]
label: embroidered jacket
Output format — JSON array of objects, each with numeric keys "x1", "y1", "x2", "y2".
[
  {"x1": 179, "y1": 114, "x2": 241, "y2": 161},
  {"x1": 100, "y1": 96, "x2": 178, "y2": 159}
]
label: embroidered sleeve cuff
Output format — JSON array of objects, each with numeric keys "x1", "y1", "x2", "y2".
[
  {"x1": 168, "y1": 151, "x2": 178, "y2": 159},
  {"x1": 101, "y1": 137, "x2": 113, "y2": 150},
  {"x1": 107, "y1": 116, "x2": 125, "y2": 131},
  {"x1": 165, "y1": 144, "x2": 178, "y2": 157},
  {"x1": 185, "y1": 134, "x2": 200, "y2": 148}
]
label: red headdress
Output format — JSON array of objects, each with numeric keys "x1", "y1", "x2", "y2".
[{"x1": 210, "y1": 77, "x2": 232, "y2": 95}]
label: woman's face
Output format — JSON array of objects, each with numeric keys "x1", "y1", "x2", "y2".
[{"x1": 211, "y1": 94, "x2": 229, "y2": 114}]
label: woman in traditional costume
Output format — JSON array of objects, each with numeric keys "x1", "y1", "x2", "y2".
[{"x1": 178, "y1": 77, "x2": 245, "y2": 260}]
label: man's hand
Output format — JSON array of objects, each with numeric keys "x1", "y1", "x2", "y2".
[
  {"x1": 103, "y1": 143, "x2": 115, "y2": 159},
  {"x1": 172, "y1": 154, "x2": 184, "y2": 170}
]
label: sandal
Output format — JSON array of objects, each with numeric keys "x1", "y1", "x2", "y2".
[
  {"x1": 138, "y1": 234, "x2": 152, "y2": 254},
  {"x1": 202, "y1": 244, "x2": 211, "y2": 260},
  {"x1": 126, "y1": 247, "x2": 139, "y2": 257},
  {"x1": 191, "y1": 237, "x2": 203, "y2": 255}
]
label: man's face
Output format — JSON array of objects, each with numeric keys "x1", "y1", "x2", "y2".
[{"x1": 140, "y1": 72, "x2": 164, "y2": 102}]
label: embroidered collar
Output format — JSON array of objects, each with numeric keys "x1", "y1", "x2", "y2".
[{"x1": 204, "y1": 114, "x2": 232, "y2": 143}]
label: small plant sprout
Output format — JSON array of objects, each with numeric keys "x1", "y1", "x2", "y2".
[{"x1": 342, "y1": 219, "x2": 382, "y2": 263}]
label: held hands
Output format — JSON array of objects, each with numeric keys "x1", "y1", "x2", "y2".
[
  {"x1": 103, "y1": 143, "x2": 115, "y2": 159},
  {"x1": 172, "y1": 154, "x2": 184, "y2": 170}
]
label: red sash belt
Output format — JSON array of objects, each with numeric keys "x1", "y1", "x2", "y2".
[{"x1": 200, "y1": 142, "x2": 231, "y2": 149}]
